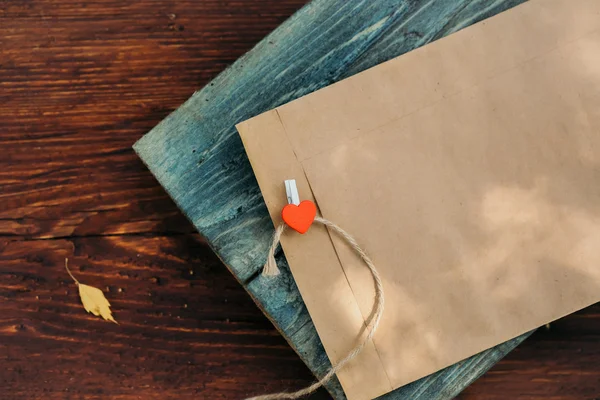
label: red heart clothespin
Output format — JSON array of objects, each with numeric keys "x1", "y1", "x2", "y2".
[
  {"x1": 282, "y1": 179, "x2": 316, "y2": 234},
  {"x1": 282, "y1": 200, "x2": 317, "y2": 234}
]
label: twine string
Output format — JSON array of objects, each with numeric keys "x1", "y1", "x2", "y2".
[{"x1": 247, "y1": 216, "x2": 385, "y2": 400}]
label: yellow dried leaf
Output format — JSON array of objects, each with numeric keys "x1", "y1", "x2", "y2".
[
  {"x1": 65, "y1": 258, "x2": 118, "y2": 324},
  {"x1": 78, "y1": 283, "x2": 117, "y2": 323}
]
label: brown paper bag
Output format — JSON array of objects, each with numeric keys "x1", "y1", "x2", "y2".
[{"x1": 237, "y1": 0, "x2": 600, "y2": 398}]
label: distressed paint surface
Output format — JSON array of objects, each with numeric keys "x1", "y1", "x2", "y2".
[{"x1": 134, "y1": 0, "x2": 532, "y2": 398}]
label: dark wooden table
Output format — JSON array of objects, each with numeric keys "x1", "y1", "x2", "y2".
[{"x1": 1, "y1": 1, "x2": 598, "y2": 399}]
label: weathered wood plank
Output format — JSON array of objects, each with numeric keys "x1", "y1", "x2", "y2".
[{"x1": 134, "y1": 0, "x2": 532, "y2": 398}]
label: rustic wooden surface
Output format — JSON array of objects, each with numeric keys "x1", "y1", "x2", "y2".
[
  {"x1": 0, "y1": 1, "x2": 598, "y2": 399},
  {"x1": 133, "y1": 0, "x2": 535, "y2": 398}
]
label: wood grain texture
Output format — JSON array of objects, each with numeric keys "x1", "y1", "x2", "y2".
[
  {"x1": 1, "y1": 1, "x2": 324, "y2": 398},
  {"x1": 134, "y1": 0, "x2": 535, "y2": 398},
  {"x1": 1, "y1": 0, "x2": 598, "y2": 399}
]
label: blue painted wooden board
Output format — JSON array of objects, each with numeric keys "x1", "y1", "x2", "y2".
[{"x1": 134, "y1": 0, "x2": 534, "y2": 398}]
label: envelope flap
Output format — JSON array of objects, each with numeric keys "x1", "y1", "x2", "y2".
[{"x1": 237, "y1": 111, "x2": 393, "y2": 399}]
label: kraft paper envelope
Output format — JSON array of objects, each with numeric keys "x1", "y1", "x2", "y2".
[{"x1": 237, "y1": 0, "x2": 600, "y2": 398}]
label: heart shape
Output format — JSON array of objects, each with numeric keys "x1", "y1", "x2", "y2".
[{"x1": 282, "y1": 200, "x2": 317, "y2": 234}]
